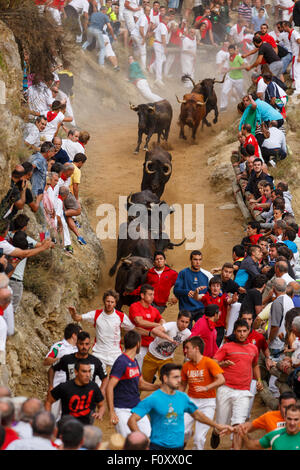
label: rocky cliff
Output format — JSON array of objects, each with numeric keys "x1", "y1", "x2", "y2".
[{"x1": 0, "y1": 20, "x2": 104, "y2": 397}]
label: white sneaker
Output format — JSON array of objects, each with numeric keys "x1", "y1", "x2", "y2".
[{"x1": 269, "y1": 159, "x2": 276, "y2": 167}]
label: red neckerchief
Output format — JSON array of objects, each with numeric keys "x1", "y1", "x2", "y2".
[
  {"x1": 206, "y1": 316, "x2": 216, "y2": 330},
  {"x1": 47, "y1": 111, "x2": 58, "y2": 122},
  {"x1": 0, "y1": 306, "x2": 4, "y2": 316},
  {"x1": 50, "y1": 184, "x2": 56, "y2": 190},
  {"x1": 60, "y1": 172, "x2": 68, "y2": 181},
  {"x1": 230, "y1": 53, "x2": 238, "y2": 62},
  {"x1": 58, "y1": 195, "x2": 63, "y2": 201},
  {"x1": 146, "y1": 15, "x2": 150, "y2": 24},
  {"x1": 237, "y1": 23, "x2": 243, "y2": 34},
  {"x1": 0, "y1": 236, "x2": 5, "y2": 241},
  {"x1": 288, "y1": 28, "x2": 294, "y2": 41},
  {"x1": 186, "y1": 34, "x2": 195, "y2": 41},
  {"x1": 78, "y1": 141, "x2": 85, "y2": 149},
  {"x1": 152, "y1": 10, "x2": 159, "y2": 16}
]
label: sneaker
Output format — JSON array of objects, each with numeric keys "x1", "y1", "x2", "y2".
[
  {"x1": 114, "y1": 66, "x2": 120, "y2": 72},
  {"x1": 269, "y1": 159, "x2": 276, "y2": 167},
  {"x1": 74, "y1": 220, "x2": 81, "y2": 228},
  {"x1": 77, "y1": 236, "x2": 87, "y2": 245},
  {"x1": 210, "y1": 431, "x2": 220, "y2": 449},
  {"x1": 64, "y1": 245, "x2": 74, "y2": 255}
]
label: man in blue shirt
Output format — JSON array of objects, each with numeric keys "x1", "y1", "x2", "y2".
[
  {"x1": 52, "y1": 136, "x2": 70, "y2": 165},
  {"x1": 128, "y1": 363, "x2": 233, "y2": 450},
  {"x1": 106, "y1": 330, "x2": 159, "y2": 438},
  {"x1": 174, "y1": 250, "x2": 213, "y2": 328},
  {"x1": 29, "y1": 141, "x2": 55, "y2": 196},
  {"x1": 82, "y1": 6, "x2": 116, "y2": 67}
]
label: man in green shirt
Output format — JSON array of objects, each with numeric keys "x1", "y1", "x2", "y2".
[
  {"x1": 239, "y1": 404, "x2": 300, "y2": 450},
  {"x1": 220, "y1": 44, "x2": 246, "y2": 112},
  {"x1": 128, "y1": 56, "x2": 163, "y2": 103}
]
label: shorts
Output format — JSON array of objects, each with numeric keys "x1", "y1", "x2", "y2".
[{"x1": 215, "y1": 385, "x2": 253, "y2": 426}]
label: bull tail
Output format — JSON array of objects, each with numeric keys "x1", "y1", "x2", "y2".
[
  {"x1": 181, "y1": 74, "x2": 196, "y2": 88},
  {"x1": 109, "y1": 261, "x2": 119, "y2": 277}
]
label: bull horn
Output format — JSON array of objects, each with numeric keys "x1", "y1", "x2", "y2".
[
  {"x1": 129, "y1": 102, "x2": 138, "y2": 110},
  {"x1": 176, "y1": 95, "x2": 186, "y2": 104},
  {"x1": 148, "y1": 105, "x2": 155, "y2": 111},
  {"x1": 163, "y1": 163, "x2": 172, "y2": 176},
  {"x1": 123, "y1": 259, "x2": 132, "y2": 265},
  {"x1": 196, "y1": 99, "x2": 207, "y2": 106},
  {"x1": 213, "y1": 73, "x2": 227, "y2": 84},
  {"x1": 169, "y1": 238, "x2": 186, "y2": 248},
  {"x1": 121, "y1": 253, "x2": 132, "y2": 262},
  {"x1": 127, "y1": 192, "x2": 133, "y2": 206},
  {"x1": 145, "y1": 160, "x2": 155, "y2": 174}
]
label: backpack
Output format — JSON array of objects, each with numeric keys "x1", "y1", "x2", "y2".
[{"x1": 287, "y1": 366, "x2": 300, "y2": 398}]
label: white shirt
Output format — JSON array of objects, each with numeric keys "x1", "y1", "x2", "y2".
[
  {"x1": 154, "y1": 22, "x2": 169, "y2": 44},
  {"x1": 68, "y1": 0, "x2": 89, "y2": 14},
  {"x1": 23, "y1": 123, "x2": 41, "y2": 148},
  {"x1": 216, "y1": 49, "x2": 230, "y2": 71},
  {"x1": 148, "y1": 321, "x2": 191, "y2": 360},
  {"x1": 256, "y1": 76, "x2": 268, "y2": 99},
  {"x1": 0, "y1": 239, "x2": 16, "y2": 256},
  {"x1": 40, "y1": 111, "x2": 65, "y2": 141},
  {"x1": 131, "y1": 13, "x2": 149, "y2": 39},
  {"x1": 45, "y1": 338, "x2": 78, "y2": 387},
  {"x1": 262, "y1": 126, "x2": 287, "y2": 154},
  {"x1": 12, "y1": 421, "x2": 33, "y2": 440},
  {"x1": 150, "y1": 8, "x2": 160, "y2": 27},
  {"x1": 61, "y1": 139, "x2": 84, "y2": 161},
  {"x1": 27, "y1": 83, "x2": 54, "y2": 117},
  {"x1": 81, "y1": 309, "x2": 135, "y2": 365},
  {"x1": 289, "y1": 29, "x2": 300, "y2": 57},
  {"x1": 6, "y1": 436, "x2": 56, "y2": 450},
  {"x1": 277, "y1": 0, "x2": 294, "y2": 21},
  {"x1": 181, "y1": 36, "x2": 197, "y2": 54},
  {"x1": 11, "y1": 236, "x2": 37, "y2": 281},
  {"x1": 229, "y1": 24, "x2": 246, "y2": 44},
  {"x1": 0, "y1": 316, "x2": 7, "y2": 355}
]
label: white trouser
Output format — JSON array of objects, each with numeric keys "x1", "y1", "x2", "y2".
[
  {"x1": 220, "y1": 76, "x2": 244, "y2": 109},
  {"x1": 164, "y1": 52, "x2": 176, "y2": 77},
  {"x1": 135, "y1": 346, "x2": 148, "y2": 370},
  {"x1": 48, "y1": 7, "x2": 62, "y2": 25},
  {"x1": 247, "y1": 379, "x2": 257, "y2": 419},
  {"x1": 153, "y1": 42, "x2": 166, "y2": 82},
  {"x1": 291, "y1": 57, "x2": 300, "y2": 95},
  {"x1": 0, "y1": 315, "x2": 7, "y2": 362},
  {"x1": 216, "y1": 385, "x2": 253, "y2": 426},
  {"x1": 226, "y1": 302, "x2": 241, "y2": 336},
  {"x1": 184, "y1": 397, "x2": 216, "y2": 450},
  {"x1": 61, "y1": 213, "x2": 71, "y2": 247},
  {"x1": 131, "y1": 35, "x2": 147, "y2": 70},
  {"x1": 115, "y1": 408, "x2": 151, "y2": 437},
  {"x1": 136, "y1": 79, "x2": 163, "y2": 102},
  {"x1": 123, "y1": 9, "x2": 140, "y2": 34},
  {"x1": 3, "y1": 287, "x2": 14, "y2": 336},
  {"x1": 181, "y1": 52, "x2": 195, "y2": 86},
  {"x1": 51, "y1": 400, "x2": 62, "y2": 422}
]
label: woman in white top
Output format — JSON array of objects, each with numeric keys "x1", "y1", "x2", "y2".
[{"x1": 40, "y1": 100, "x2": 73, "y2": 142}]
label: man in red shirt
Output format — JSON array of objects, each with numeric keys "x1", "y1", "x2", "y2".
[
  {"x1": 145, "y1": 251, "x2": 178, "y2": 314},
  {"x1": 190, "y1": 304, "x2": 220, "y2": 358},
  {"x1": 241, "y1": 123, "x2": 260, "y2": 157},
  {"x1": 129, "y1": 284, "x2": 165, "y2": 369},
  {"x1": 193, "y1": 276, "x2": 239, "y2": 347},
  {"x1": 0, "y1": 400, "x2": 19, "y2": 450},
  {"x1": 211, "y1": 318, "x2": 263, "y2": 450}
]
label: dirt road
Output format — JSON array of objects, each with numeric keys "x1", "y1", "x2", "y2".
[{"x1": 75, "y1": 95, "x2": 266, "y2": 449}]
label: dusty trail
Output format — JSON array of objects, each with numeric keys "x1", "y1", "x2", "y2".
[{"x1": 75, "y1": 99, "x2": 266, "y2": 449}]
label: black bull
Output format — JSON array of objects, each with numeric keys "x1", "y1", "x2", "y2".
[
  {"x1": 182, "y1": 74, "x2": 227, "y2": 127},
  {"x1": 141, "y1": 147, "x2": 172, "y2": 199},
  {"x1": 130, "y1": 99, "x2": 173, "y2": 154}
]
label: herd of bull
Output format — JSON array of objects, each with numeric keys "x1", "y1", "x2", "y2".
[{"x1": 109, "y1": 74, "x2": 226, "y2": 310}]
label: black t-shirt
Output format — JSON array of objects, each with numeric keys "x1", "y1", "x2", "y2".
[
  {"x1": 53, "y1": 353, "x2": 107, "y2": 382},
  {"x1": 222, "y1": 279, "x2": 240, "y2": 294},
  {"x1": 240, "y1": 288, "x2": 262, "y2": 316},
  {"x1": 258, "y1": 42, "x2": 280, "y2": 64},
  {"x1": 51, "y1": 379, "x2": 104, "y2": 425},
  {"x1": 293, "y1": 1, "x2": 300, "y2": 26}
]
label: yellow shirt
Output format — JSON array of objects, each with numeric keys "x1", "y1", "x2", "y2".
[{"x1": 70, "y1": 165, "x2": 81, "y2": 194}]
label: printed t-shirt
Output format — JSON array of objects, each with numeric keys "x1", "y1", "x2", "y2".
[
  {"x1": 131, "y1": 389, "x2": 197, "y2": 448},
  {"x1": 148, "y1": 321, "x2": 191, "y2": 360},
  {"x1": 259, "y1": 427, "x2": 300, "y2": 450},
  {"x1": 52, "y1": 352, "x2": 107, "y2": 383},
  {"x1": 214, "y1": 341, "x2": 259, "y2": 390},
  {"x1": 181, "y1": 356, "x2": 224, "y2": 399},
  {"x1": 129, "y1": 302, "x2": 162, "y2": 347},
  {"x1": 50, "y1": 379, "x2": 103, "y2": 425},
  {"x1": 252, "y1": 410, "x2": 286, "y2": 433},
  {"x1": 110, "y1": 353, "x2": 141, "y2": 409}
]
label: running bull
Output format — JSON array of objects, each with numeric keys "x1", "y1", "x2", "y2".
[
  {"x1": 176, "y1": 92, "x2": 207, "y2": 140},
  {"x1": 182, "y1": 74, "x2": 226, "y2": 127},
  {"x1": 130, "y1": 99, "x2": 173, "y2": 154},
  {"x1": 141, "y1": 147, "x2": 172, "y2": 198}
]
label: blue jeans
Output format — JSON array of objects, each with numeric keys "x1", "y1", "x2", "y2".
[
  {"x1": 82, "y1": 27, "x2": 105, "y2": 65},
  {"x1": 281, "y1": 52, "x2": 292, "y2": 74}
]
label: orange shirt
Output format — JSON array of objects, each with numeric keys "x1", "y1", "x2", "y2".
[
  {"x1": 252, "y1": 410, "x2": 286, "y2": 434},
  {"x1": 181, "y1": 356, "x2": 224, "y2": 399}
]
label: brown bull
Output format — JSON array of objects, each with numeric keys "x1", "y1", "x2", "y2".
[{"x1": 176, "y1": 93, "x2": 207, "y2": 140}]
